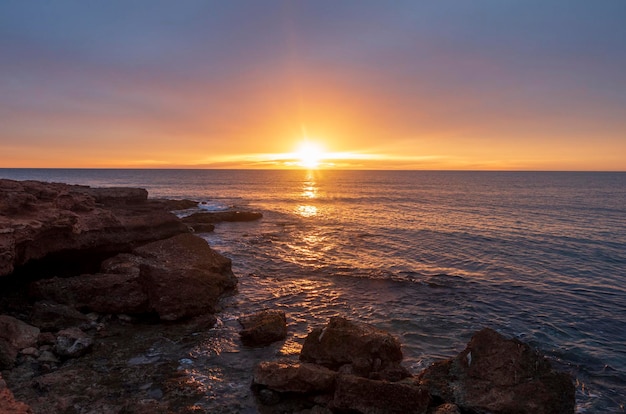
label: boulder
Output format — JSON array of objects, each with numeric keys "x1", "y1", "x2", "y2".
[
  {"x1": 54, "y1": 327, "x2": 93, "y2": 358},
  {"x1": 0, "y1": 373, "x2": 32, "y2": 414},
  {"x1": 238, "y1": 309, "x2": 287, "y2": 347},
  {"x1": 30, "y1": 234, "x2": 237, "y2": 321},
  {"x1": 300, "y1": 317, "x2": 409, "y2": 381},
  {"x1": 418, "y1": 328, "x2": 576, "y2": 414},
  {"x1": 0, "y1": 179, "x2": 189, "y2": 278},
  {"x1": 0, "y1": 315, "x2": 40, "y2": 349},
  {"x1": 331, "y1": 375, "x2": 431, "y2": 414},
  {"x1": 29, "y1": 301, "x2": 91, "y2": 331},
  {"x1": 253, "y1": 361, "x2": 336, "y2": 393},
  {"x1": 135, "y1": 233, "x2": 237, "y2": 321}
]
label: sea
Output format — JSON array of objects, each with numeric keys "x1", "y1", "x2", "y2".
[{"x1": 1, "y1": 168, "x2": 625, "y2": 413}]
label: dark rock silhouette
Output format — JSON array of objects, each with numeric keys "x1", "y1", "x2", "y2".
[
  {"x1": 238, "y1": 309, "x2": 288, "y2": 347},
  {"x1": 300, "y1": 316, "x2": 410, "y2": 381},
  {"x1": 30, "y1": 234, "x2": 237, "y2": 321},
  {"x1": 253, "y1": 319, "x2": 575, "y2": 414},
  {"x1": 418, "y1": 327, "x2": 576, "y2": 414}
]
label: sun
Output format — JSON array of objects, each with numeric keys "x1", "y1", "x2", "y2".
[{"x1": 295, "y1": 141, "x2": 325, "y2": 169}]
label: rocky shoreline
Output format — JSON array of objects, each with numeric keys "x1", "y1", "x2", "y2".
[{"x1": 0, "y1": 179, "x2": 575, "y2": 413}]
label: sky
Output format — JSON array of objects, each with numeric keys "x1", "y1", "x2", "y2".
[{"x1": 1, "y1": 1, "x2": 625, "y2": 170}]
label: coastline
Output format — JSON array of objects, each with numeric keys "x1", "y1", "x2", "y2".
[{"x1": 0, "y1": 178, "x2": 578, "y2": 413}]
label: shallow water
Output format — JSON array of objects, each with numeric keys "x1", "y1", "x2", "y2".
[{"x1": 1, "y1": 168, "x2": 625, "y2": 412}]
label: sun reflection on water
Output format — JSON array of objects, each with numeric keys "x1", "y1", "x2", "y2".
[
  {"x1": 297, "y1": 205, "x2": 318, "y2": 217},
  {"x1": 297, "y1": 171, "x2": 319, "y2": 217}
]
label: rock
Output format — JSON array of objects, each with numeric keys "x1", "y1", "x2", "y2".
[
  {"x1": 20, "y1": 347, "x2": 40, "y2": 358},
  {"x1": 0, "y1": 373, "x2": 33, "y2": 414},
  {"x1": 30, "y1": 301, "x2": 91, "y2": 331},
  {"x1": 29, "y1": 234, "x2": 236, "y2": 321},
  {"x1": 238, "y1": 309, "x2": 287, "y2": 346},
  {"x1": 253, "y1": 361, "x2": 337, "y2": 393},
  {"x1": 0, "y1": 179, "x2": 189, "y2": 278},
  {"x1": 300, "y1": 317, "x2": 409, "y2": 381},
  {"x1": 0, "y1": 315, "x2": 40, "y2": 349},
  {"x1": 37, "y1": 350, "x2": 60, "y2": 364},
  {"x1": 135, "y1": 233, "x2": 237, "y2": 320},
  {"x1": 418, "y1": 328, "x2": 576, "y2": 414},
  {"x1": 331, "y1": 375, "x2": 431, "y2": 414},
  {"x1": 181, "y1": 210, "x2": 263, "y2": 224},
  {"x1": 37, "y1": 332, "x2": 56, "y2": 346},
  {"x1": 30, "y1": 272, "x2": 150, "y2": 315},
  {"x1": 149, "y1": 198, "x2": 199, "y2": 211},
  {"x1": 54, "y1": 327, "x2": 93, "y2": 358},
  {"x1": 0, "y1": 338, "x2": 17, "y2": 369}
]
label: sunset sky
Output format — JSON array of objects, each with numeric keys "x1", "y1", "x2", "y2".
[{"x1": 1, "y1": 1, "x2": 625, "y2": 170}]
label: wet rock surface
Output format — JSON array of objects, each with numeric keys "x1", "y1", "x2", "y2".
[
  {"x1": 418, "y1": 327, "x2": 576, "y2": 414},
  {"x1": 300, "y1": 316, "x2": 409, "y2": 381},
  {"x1": 253, "y1": 319, "x2": 575, "y2": 414},
  {"x1": 239, "y1": 309, "x2": 288, "y2": 347}
]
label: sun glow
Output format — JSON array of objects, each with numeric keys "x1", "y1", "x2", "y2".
[{"x1": 295, "y1": 141, "x2": 325, "y2": 169}]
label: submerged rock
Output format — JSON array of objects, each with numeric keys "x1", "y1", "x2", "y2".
[
  {"x1": 418, "y1": 327, "x2": 576, "y2": 414},
  {"x1": 238, "y1": 309, "x2": 287, "y2": 347}
]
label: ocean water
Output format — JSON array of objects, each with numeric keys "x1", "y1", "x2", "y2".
[{"x1": 1, "y1": 168, "x2": 625, "y2": 412}]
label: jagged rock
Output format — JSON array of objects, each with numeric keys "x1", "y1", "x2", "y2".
[
  {"x1": 331, "y1": 375, "x2": 431, "y2": 414},
  {"x1": 181, "y1": 210, "x2": 263, "y2": 224},
  {"x1": 418, "y1": 328, "x2": 575, "y2": 414},
  {"x1": 0, "y1": 315, "x2": 40, "y2": 350},
  {"x1": 0, "y1": 373, "x2": 32, "y2": 414},
  {"x1": 300, "y1": 317, "x2": 409, "y2": 381},
  {"x1": 29, "y1": 234, "x2": 236, "y2": 321},
  {"x1": 29, "y1": 301, "x2": 90, "y2": 331},
  {"x1": 239, "y1": 310, "x2": 287, "y2": 346},
  {"x1": 135, "y1": 233, "x2": 237, "y2": 320},
  {"x1": 253, "y1": 361, "x2": 337, "y2": 393},
  {"x1": 54, "y1": 327, "x2": 93, "y2": 358},
  {"x1": 0, "y1": 179, "x2": 189, "y2": 278}
]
